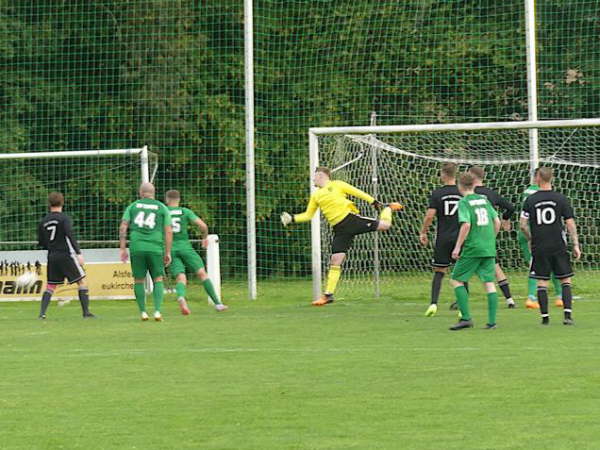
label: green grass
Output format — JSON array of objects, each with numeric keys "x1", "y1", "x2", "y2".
[{"x1": 2, "y1": 275, "x2": 600, "y2": 449}]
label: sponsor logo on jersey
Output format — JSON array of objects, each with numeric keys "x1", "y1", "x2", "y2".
[
  {"x1": 136, "y1": 203, "x2": 159, "y2": 210},
  {"x1": 468, "y1": 198, "x2": 487, "y2": 206}
]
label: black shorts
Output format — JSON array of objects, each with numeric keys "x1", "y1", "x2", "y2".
[
  {"x1": 47, "y1": 252, "x2": 86, "y2": 284},
  {"x1": 331, "y1": 214, "x2": 379, "y2": 254},
  {"x1": 530, "y1": 248, "x2": 573, "y2": 280},
  {"x1": 432, "y1": 237, "x2": 457, "y2": 268}
]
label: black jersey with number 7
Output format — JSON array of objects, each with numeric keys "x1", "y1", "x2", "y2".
[{"x1": 37, "y1": 212, "x2": 81, "y2": 255}]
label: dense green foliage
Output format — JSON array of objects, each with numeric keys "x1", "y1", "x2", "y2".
[
  {"x1": 1, "y1": 1, "x2": 598, "y2": 276},
  {"x1": 2, "y1": 276, "x2": 600, "y2": 448}
]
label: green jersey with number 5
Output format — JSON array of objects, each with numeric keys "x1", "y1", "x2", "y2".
[
  {"x1": 457, "y1": 193, "x2": 498, "y2": 258},
  {"x1": 122, "y1": 198, "x2": 172, "y2": 253},
  {"x1": 168, "y1": 206, "x2": 200, "y2": 251}
]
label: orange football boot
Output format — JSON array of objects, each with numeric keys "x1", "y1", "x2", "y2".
[{"x1": 312, "y1": 294, "x2": 334, "y2": 306}]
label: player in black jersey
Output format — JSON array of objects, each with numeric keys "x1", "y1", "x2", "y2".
[
  {"x1": 469, "y1": 166, "x2": 517, "y2": 308},
  {"x1": 37, "y1": 192, "x2": 94, "y2": 319},
  {"x1": 520, "y1": 167, "x2": 581, "y2": 325},
  {"x1": 420, "y1": 163, "x2": 463, "y2": 316}
]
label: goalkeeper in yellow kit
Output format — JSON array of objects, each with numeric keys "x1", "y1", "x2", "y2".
[{"x1": 281, "y1": 167, "x2": 402, "y2": 305}]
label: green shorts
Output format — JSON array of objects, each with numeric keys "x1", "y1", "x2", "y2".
[
  {"x1": 130, "y1": 251, "x2": 165, "y2": 280},
  {"x1": 169, "y1": 249, "x2": 205, "y2": 277},
  {"x1": 452, "y1": 256, "x2": 496, "y2": 283}
]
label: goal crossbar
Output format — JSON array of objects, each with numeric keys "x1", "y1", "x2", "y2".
[
  {"x1": 0, "y1": 148, "x2": 148, "y2": 160},
  {"x1": 309, "y1": 118, "x2": 600, "y2": 136}
]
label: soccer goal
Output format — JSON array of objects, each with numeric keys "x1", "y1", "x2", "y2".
[
  {"x1": 0, "y1": 147, "x2": 158, "y2": 300},
  {"x1": 308, "y1": 119, "x2": 600, "y2": 301}
]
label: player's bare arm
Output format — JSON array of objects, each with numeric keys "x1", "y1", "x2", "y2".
[
  {"x1": 565, "y1": 218, "x2": 581, "y2": 260},
  {"x1": 164, "y1": 225, "x2": 173, "y2": 266},
  {"x1": 519, "y1": 216, "x2": 531, "y2": 241},
  {"x1": 493, "y1": 217, "x2": 501, "y2": 235},
  {"x1": 192, "y1": 217, "x2": 209, "y2": 246},
  {"x1": 452, "y1": 222, "x2": 471, "y2": 260},
  {"x1": 119, "y1": 220, "x2": 129, "y2": 262},
  {"x1": 419, "y1": 208, "x2": 436, "y2": 246}
]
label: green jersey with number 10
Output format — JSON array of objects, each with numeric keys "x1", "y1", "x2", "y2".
[
  {"x1": 168, "y1": 206, "x2": 200, "y2": 251},
  {"x1": 457, "y1": 193, "x2": 498, "y2": 258},
  {"x1": 122, "y1": 198, "x2": 172, "y2": 253}
]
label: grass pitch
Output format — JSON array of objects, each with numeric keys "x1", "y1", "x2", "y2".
[{"x1": 2, "y1": 275, "x2": 600, "y2": 449}]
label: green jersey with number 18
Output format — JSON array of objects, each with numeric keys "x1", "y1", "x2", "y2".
[
  {"x1": 457, "y1": 193, "x2": 498, "y2": 258},
  {"x1": 168, "y1": 206, "x2": 200, "y2": 251},
  {"x1": 122, "y1": 198, "x2": 172, "y2": 253}
]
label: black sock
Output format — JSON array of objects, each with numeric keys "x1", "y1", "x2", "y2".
[
  {"x1": 562, "y1": 283, "x2": 572, "y2": 319},
  {"x1": 78, "y1": 288, "x2": 90, "y2": 315},
  {"x1": 464, "y1": 282, "x2": 469, "y2": 293},
  {"x1": 431, "y1": 271, "x2": 444, "y2": 305},
  {"x1": 40, "y1": 290, "x2": 52, "y2": 316},
  {"x1": 498, "y1": 279, "x2": 512, "y2": 300},
  {"x1": 537, "y1": 286, "x2": 549, "y2": 318}
]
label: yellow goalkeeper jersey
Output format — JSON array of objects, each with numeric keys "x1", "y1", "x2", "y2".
[{"x1": 294, "y1": 180, "x2": 375, "y2": 226}]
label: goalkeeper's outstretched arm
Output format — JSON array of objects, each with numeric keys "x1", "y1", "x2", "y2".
[{"x1": 281, "y1": 195, "x2": 318, "y2": 226}]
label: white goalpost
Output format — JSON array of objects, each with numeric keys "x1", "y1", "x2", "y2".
[{"x1": 308, "y1": 119, "x2": 600, "y2": 301}]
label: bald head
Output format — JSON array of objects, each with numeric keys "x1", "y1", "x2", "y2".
[{"x1": 139, "y1": 182, "x2": 155, "y2": 198}]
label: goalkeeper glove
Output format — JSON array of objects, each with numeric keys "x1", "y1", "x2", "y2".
[
  {"x1": 371, "y1": 200, "x2": 383, "y2": 210},
  {"x1": 280, "y1": 212, "x2": 293, "y2": 226}
]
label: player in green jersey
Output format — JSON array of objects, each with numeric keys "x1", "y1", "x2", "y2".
[
  {"x1": 119, "y1": 182, "x2": 173, "y2": 321},
  {"x1": 165, "y1": 190, "x2": 227, "y2": 314},
  {"x1": 518, "y1": 172, "x2": 563, "y2": 309},
  {"x1": 449, "y1": 173, "x2": 501, "y2": 330}
]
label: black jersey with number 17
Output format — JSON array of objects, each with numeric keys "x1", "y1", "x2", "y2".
[
  {"x1": 428, "y1": 185, "x2": 462, "y2": 239},
  {"x1": 521, "y1": 190, "x2": 574, "y2": 252}
]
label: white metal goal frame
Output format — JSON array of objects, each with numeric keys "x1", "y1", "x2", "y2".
[{"x1": 307, "y1": 118, "x2": 600, "y2": 301}]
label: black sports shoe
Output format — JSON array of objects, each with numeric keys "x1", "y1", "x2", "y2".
[
  {"x1": 83, "y1": 313, "x2": 96, "y2": 319},
  {"x1": 38, "y1": 314, "x2": 46, "y2": 320},
  {"x1": 484, "y1": 323, "x2": 497, "y2": 330},
  {"x1": 541, "y1": 316, "x2": 550, "y2": 325},
  {"x1": 449, "y1": 302, "x2": 458, "y2": 310},
  {"x1": 449, "y1": 319, "x2": 473, "y2": 331},
  {"x1": 563, "y1": 318, "x2": 574, "y2": 326},
  {"x1": 506, "y1": 299, "x2": 516, "y2": 309}
]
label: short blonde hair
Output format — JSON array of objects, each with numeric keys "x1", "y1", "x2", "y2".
[{"x1": 458, "y1": 172, "x2": 475, "y2": 190}]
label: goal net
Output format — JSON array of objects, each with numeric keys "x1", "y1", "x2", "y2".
[
  {"x1": 0, "y1": 148, "x2": 157, "y2": 251},
  {"x1": 0, "y1": 148, "x2": 159, "y2": 301},
  {"x1": 309, "y1": 119, "x2": 600, "y2": 300}
]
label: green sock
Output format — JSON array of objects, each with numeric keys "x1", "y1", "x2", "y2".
[
  {"x1": 203, "y1": 279, "x2": 221, "y2": 305},
  {"x1": 487, "y1": 292, "x2": 498, "y2": 325},
  {"x1": 134, "y1": 283, "x2": 146, "y2": 312},
  {"x1": 454, "y1": 285, "x2": 470, "y2": 320},
  {"x1": 527, "y1": 277, "x2": 537, "y2": 299},
  {"x1": 551, "y1": 275, "x2": 562, "y2": 299},
  {"x1": 153, "y1": 281, "x2": 164, "y2": 312},
  {"x1": 176, "y1": 281, "x2": 186, "y2": 298}
]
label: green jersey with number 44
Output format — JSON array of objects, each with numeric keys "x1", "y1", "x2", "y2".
[
  {"x1": 168, "y1": 206, "x2": 200, "y2": 251},
  {"x1": 122, "y1": 198, "x2": 172, "y2": 253},
  {"x1": 457, "y1": 193, "x2": 498, "y2": 258}
]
